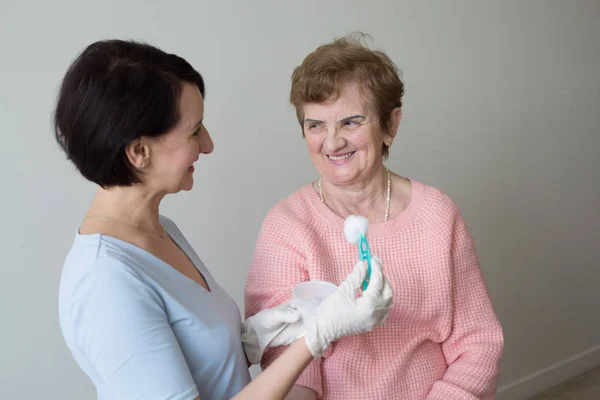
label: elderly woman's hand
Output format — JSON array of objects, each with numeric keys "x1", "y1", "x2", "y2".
[
  {"x1": 302, "y1": 255, "x2": 393, "y2": 357},
  {"x1": 241, "y1": 299, "x2": 303, "y2": 365}
]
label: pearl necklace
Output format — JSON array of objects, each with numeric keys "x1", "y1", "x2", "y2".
[{"x1": 317, "y1": 168, "x2": 391, "y2": 222}]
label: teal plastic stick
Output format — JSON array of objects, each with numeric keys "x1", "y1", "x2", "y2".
[{"x1": 358, "y1": 235, "x2": 372, "y2": 290}]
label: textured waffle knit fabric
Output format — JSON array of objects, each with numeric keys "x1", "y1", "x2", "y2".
[{"x1": 244, "y1": 178, "x2": 504, "y2": 400}]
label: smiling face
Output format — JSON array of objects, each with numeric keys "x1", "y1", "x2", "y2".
[
  {"x1": 302, "y1": 81, "x2": 397, "y2": 188},
  {"x1": 141, "y1": 82, "x2": 214, "y2": 194}
]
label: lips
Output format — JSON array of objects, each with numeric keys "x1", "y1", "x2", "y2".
[
  {"x1": 189, "y1": 158, "x2": 198, "y2": 172},
  {"x1": 327, "y1": 151, "x2": 355, "y2": 161}
]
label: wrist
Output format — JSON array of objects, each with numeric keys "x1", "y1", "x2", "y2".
[{"x1": 303, "y1": 316, "x2": 332, "y2": 358}]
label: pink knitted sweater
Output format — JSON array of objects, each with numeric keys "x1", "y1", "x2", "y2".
[{"x1": 244, "y1": 179, "x2": 503, "y2": 399}]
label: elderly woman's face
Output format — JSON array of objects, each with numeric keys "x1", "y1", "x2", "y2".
[{"x1": 302, "y1": 82, "x2": 393, "y2": 187}]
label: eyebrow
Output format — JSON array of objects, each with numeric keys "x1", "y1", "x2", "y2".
[
  {"x1": 340, "y1": 115, "x2": 365, "y2": 123},
  {"x1": 303, "y1": 115, "x2": 365, "y2": 125},
  {"x1": 304, "y1": 118, "x2": 323, "y2": 125}
]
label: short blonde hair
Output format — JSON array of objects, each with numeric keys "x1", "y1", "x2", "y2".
[{"x1": 290, "y1": 32, "x2": 404, "y2": 158}]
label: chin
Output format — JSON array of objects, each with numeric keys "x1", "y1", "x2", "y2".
[
  {"x1": 322, "y1": 170, "x2": 360, "y2": 186},
  {"x1": 180, "y1": 182, "x2": 194, "y2": 192},
  {"x1": 168, "y1": 182, "x2": 194, "y2": 193},
  {"x1": 178, "y1": 174, "x2": 195, "y2": 192}
]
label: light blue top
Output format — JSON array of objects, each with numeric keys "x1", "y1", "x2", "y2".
[{"x1": 58, "y1": 216, "x2": 251, "y2": 400}]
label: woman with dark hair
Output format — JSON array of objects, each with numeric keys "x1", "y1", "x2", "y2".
[{"x1": 55, "y1": 39, "x2": 393, "y2": 400}]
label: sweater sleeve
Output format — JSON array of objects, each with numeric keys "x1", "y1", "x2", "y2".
[
  {"x1": 244, "y1": 210, "x2": 324, "y2": 398},
  {"x1": 426, "y1": 206, "x2": 504, "y2": 400}
]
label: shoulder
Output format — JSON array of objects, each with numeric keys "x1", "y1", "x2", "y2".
[
  {"x1": 414, "y1": 180, "x2": 462, "y2": 221},
  {"x1": 411, "y1": 180, "x2": 466, "y2": 243},
  {"x1": 61, "y1": 233, "x2": 144, "y2": 288},
  {"x1": 60, "y1": 233, "x2": 162, "y2": 311},
  {"x1": 68, "y1": 256, "x2": 158, "y2": 306},
  {"x1": 260, "y1": 184, "x2": 316, "y2": 232}
]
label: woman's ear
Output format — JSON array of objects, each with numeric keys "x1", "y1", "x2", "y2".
[
  {"x1": 384, "y1": 107, "x2": 402, "y2": 146},
  {"x1": 125, "y1": 137, "x2": 151, "y2": 169}
]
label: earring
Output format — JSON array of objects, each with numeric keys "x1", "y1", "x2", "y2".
[{"x1": 140, "y1": 162, "x2": 146, "y2": 168}]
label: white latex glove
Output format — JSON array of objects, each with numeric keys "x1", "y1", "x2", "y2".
[
  {"x1": 241, "y1": 299, "x2": 303, "y2": 365},
  {"x1": 303, "y1": 255, "x2": 393, "y2": 357}
]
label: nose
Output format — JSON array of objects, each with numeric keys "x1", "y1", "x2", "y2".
[
  {"x1": 198, "y1": 125, "x2": 214, "y2": 154},
  {"x1": 324, "y1": 124, "x2": 345, "y2": 151}
]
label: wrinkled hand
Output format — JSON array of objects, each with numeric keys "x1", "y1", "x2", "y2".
[
  {"x1": 241, "y1": 299, "x2": 302, "y2": 365},
  {"x1": 303, "y1": 255, "x2": 393, "y2": 357}
]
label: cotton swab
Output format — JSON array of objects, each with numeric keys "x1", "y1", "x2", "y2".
[{"x1": 344, "y1": 215, "x2": 371, "y2": 290}]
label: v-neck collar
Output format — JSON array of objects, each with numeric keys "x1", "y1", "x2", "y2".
[{"x1": 76, "y1": 226, "x2": 213, "y2": 294}]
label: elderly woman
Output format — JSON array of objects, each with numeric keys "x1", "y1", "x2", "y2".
[
  {"x1": 54, "y1": 39, "x2": 394, "y2": 400},
  {"x1": 244, "y1": 34, "x2": 504, "y2": 399}
]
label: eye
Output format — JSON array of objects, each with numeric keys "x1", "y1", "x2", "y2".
[
  {"x1": 307, "y1": 123, "x2": 323, "y2": 132},
  {"x1": 343, "y1": 119, "x2": 360, "y2": 128},
  {"x1": 192, "y1": 125, "x2": 201, "y2": 136}
]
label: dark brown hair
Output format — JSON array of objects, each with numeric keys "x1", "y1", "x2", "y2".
[{"x1": 53, "y1": 39, "x2": 205, "y2": 187}]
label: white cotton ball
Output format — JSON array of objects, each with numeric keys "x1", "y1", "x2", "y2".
[{"x1": 344, "y1": 215, "x2": 369, "y2": 244}]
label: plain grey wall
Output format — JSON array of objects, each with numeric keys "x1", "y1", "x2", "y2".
[{"x1": 1, "y1": 1, "x2": 599, "y2": 399}]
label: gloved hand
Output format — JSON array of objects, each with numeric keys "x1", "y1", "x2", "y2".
[
  {"x1": 303, "y1": 255, "x2": 393, "y2": 357},
  {"x1": 241, "y1": 299, "x2": 303, "y2": 365}
]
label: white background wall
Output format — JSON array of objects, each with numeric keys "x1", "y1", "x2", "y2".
[{"x1": 1, "y1": 1, "x2": 599, "y2": 399}]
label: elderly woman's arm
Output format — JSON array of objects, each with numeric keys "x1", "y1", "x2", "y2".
[
  {"x1": 426, "y1": 208, "x2": 504, "y2": 400},
  {"x1": 244, "y1": 210, "x2": 323, "y2": 399},
  {"x1": 284, "y1": 386, "x2": 317, "y2": 400}
]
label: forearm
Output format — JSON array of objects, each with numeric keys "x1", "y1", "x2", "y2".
[
  {"x1": 262, "y1": 346, "x2": 322, "y2": 399},
  {"x1": 428, "y1": 207, "x2": 503, "y2": 399},
  {"x1": 427, "y1": 325, "x2": 503, "y2": 399},
  {"x1": 425, "y1": 340, "x2": 501, "y2": 393},
  {"x1": 427, "y1": 374, "x2": 496, "y2": 400},
  {"x1": 233, "y1": 338, "x2": 313, "y2": 400},
  {"x1": 285, "y1": 385, "x2": 317, "y2": 400}
]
